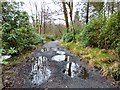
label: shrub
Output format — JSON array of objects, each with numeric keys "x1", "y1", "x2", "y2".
[
  {"x1": 81, "y1": 15, "x2": 105, "y2": 47},
  {"x1": 45, "y1": 35, "x2": 55, "y2": 41},
  {"x1": 99, "y1": 10, "x2": 120, "y2": 58},
  {"x1": 80, "y1": 10, "x2": 120, "y2": 53},
  {"x1": 2, "y1": 2, "x2": 42, "y2": 55},
  {"x1": 62, "y1": 32, "x2": 74, "y2": 43}
]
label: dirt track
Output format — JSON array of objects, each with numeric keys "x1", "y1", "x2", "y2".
[{"x1": 2, "y1": 41, "x2": 119, "y2": 88}]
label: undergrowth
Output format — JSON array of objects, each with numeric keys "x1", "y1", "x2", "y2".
[{"x1": 59, "y1": 40, "x2": 120, "y2": 83}]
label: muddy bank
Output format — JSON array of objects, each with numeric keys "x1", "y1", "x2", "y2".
[{"x1": 2, "y1": 40, "x2": 119, "y2": 88}]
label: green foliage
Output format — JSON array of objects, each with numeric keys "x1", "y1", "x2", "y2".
[
  {"x1": 81, "y1": 15, "x2": 105, "y2": 47},
  {"x1": 45, "y1": 35, "x2": 55, "y2": 41},
  {"x1": 62, "y1": 32, "x2": 74, "y2": 43},
  {"x1": 61, "y1": 10, "x2": 120, "y2": 81},
  {"x1": 7, "y1": 47, "x2": 17, "y2": 54},
  {"x1": 115, "y1": 42, "x2": 120, "y2": 58},
  {"x1": 80, "y1": 10, "x2": 120, "y2": 55},
  {"x1": 0, "y1": 61, "x2": 9, "y2": 65},
  {"x1": 100, "y1": 10, "x2": 120, "y2": 56},
  {"x1": 75, "y1": 33, "x2": 81, "y2": 42},
  {"x1": 2, "y1": 2, "x2": 42, "y2": 55}
]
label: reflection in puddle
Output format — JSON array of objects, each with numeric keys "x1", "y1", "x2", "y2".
[
  {"x1": 63, "y1": 62, "x2": 78, "y2": 78},
  {"x1": 51, "y1": 47, "x2": 58, "y2": 51},
  {"x1": 56, "y1": 51, "x2": 65, "y2": 55},
  {"x1": 41, "y1": 47, "x2": 49, "y2": 52},
  {"x1": 63, "y1": 62, "x2": 89, "y2": 79},
  {"x1": 51, "y1": 55, "x2": 70, "y2": 62},
  {"x1": 30, "y1": 56, "x2": 51, "y2": 85}
]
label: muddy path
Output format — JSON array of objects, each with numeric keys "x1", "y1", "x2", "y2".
[{"x1": 2, "y1": 41, "x2": 119, "y2": 88}]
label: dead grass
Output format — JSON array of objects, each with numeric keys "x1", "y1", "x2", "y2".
[{"x1": 59, "y1": 40, "x2": 120, "y2": 82}]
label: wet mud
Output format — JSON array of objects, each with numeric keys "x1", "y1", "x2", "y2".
[{"x1": 2, "y1": 40, "x2": 119, "y2": 88}]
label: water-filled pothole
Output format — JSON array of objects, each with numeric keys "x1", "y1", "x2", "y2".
[
  {"x1": 51, "y1": 55, "x2": 70, "y2": 62},
  {"x1": 30, "y1": 56, "x2": 51, "y2": 85},
  {"x1": 41, "y1": 47, "x2": 49, "y2": 52},
  {"x1": 63, "y1": 62, "x2": 89, "y2": 79},
  {"x1": 50, "y1": 47, "x2": 58, "y2": 51},
  {"x1": 56, "y1": 51, "x2": 65, "y2": 55}
]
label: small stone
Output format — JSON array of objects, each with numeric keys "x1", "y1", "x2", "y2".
[
  {"x1": 65, "y1": 86, "x2": 68, "y2": 88},
  {"x1": 44, "y1": 87, "x2": 48, "y2": 90},
  {"x1": 4, "y1": 80, "x2": 9, "y2": 83},
  {"x1": 48, "y1": 79, "x2": 53, "y2": 82},
  {"x1": 112, "y1": 82, "x2": 116, "y2": 86}
]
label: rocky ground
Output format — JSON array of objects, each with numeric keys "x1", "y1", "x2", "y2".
[{"x1": 2, "y1": 41, "x2": 119, "y2": 88}]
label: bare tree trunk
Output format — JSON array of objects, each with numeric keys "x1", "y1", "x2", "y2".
[
  {"x1": 111, "y1": 2, "x2": 115, "y2": 14},
  {"x1": 40, "y1": 11, "x2": 42, "y2": 34},
  {"x1": 107, "y1": 2, "x2": 110, "y2": 18},
  {"x1": 86, "y1": 1, "x2": 89, "y2": 24},
  {"x1": 62, "y1": 2, "x2": 69, "y2": 32},
  {"x1": 38, "y1": 12, "x2": 41, "y2": 34},
  {"x1": 40, "y1": 4, "x2": 44, "y2": 34},
  {"x1": 67, "y1": 1, "x2": 73, "y2": 31},
  {"x1": 69, "y1": 2, "x2": 73, "y2": 25},
  {"x1": 34, "y1": 1, "x2": 38, "y2": 32},
  {"x1": 29, "y1": 1, "x2": 35, "y2": 28},
  {"x1": 67, "y1": 1, "x2": 75, "y2": 41},
  {"x1": 43, "y1": 7, "x2": 46, "y2": 34}
]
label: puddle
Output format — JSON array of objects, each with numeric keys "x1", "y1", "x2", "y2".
[
  {"x1": 41, "y1": 47, "x2": 66, "y2": 55},
  {"x1": 41, "y1": 47, "x2": 49, "y2": 52},
  {"x1": 63, "y1": 62, "x2": 89, "y2": 79},
  {"x1": 51, "y1": 47, "x2": 58, "y2": 51},
  {"x1": 56, "y1": 51, "x2": 65, "y2": 55},
  {"x1": 63, "y1": 62, "x2": 79, "y2": 78},
  {"x1": 30, "y1": 56, "x2": 51, "y2": 85},
  {"x1": 51, "y1": 55, "x2": 70, "y2": 62}
]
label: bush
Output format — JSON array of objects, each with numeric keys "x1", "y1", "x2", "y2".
[
  {"x1": 62, "y1": 32, "x2": 74, "y2": 43},
  {"x1": 100, "y1": 11, "x2": 120, "y2": 49},
  {"x1": 45, "y1": 35, "x2": 55, "y2": 41},
  {"x1": 2, "y1": 2, "x2": 42, "y2": 55},
  {"x1": 81, "y1": 15, "x2": 105, "y2": 47},
  {"x1": 2, "y1": 24, "x2": 42, "y2": 54},
  {"x1": 80, "y1": 10, "x2": 120, "y2": 53}
]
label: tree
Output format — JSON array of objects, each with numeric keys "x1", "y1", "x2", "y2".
[
  {"x1": 86, "y1": 1, "x2": 89, "y2": 24},
  {"x1": 74, "y1": 10, "x2": 80, "y2": 26},
  {"x1": 29, "y1": 0, "x2": 53, "y2": 35},
  {"x1": 62, "y1": 1, "x2": 69, "y2": 32}
]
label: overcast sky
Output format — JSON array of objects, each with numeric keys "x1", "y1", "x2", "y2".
[
  {"x1": 13, "y1": 0, "x2": 82, "y2": 24},
  {"x1": 11, "y1": 0, "x2": 119, "y2": 24}
]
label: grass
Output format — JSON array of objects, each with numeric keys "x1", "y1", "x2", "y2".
[
  {"x1": 42, "y1": 35, "x2": 55, "y2": 42},
  {"x1": 59, "y1": 40, "x2": 120, "y2": 82}
]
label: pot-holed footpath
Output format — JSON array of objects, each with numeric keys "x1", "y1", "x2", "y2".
[{"x1": 2, "y1": 41, "x2": 120, "y2": 88}]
